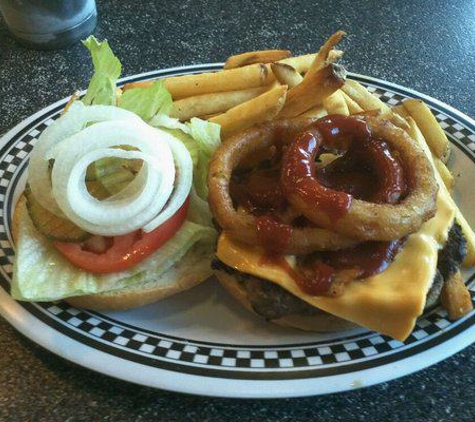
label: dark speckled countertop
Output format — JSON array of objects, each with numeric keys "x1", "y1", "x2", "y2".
[{"x1": 1, "y1": 1, "x2": 475, "y2": 421}]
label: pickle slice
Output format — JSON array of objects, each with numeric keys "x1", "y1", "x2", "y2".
[
  {"x1": 24, "y1": 186, "x2": 91, "y2": 243},
  {"x1": 94, "y1": 153, "x2": 142, "y2": 195},
  {"x1": 86, "y1": 180, "x2": 110, "y2": 200}
]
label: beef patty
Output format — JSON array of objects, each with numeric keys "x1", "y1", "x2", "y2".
[{"x1": 212, "y1": 221, "x2": 467, "y2": 320}]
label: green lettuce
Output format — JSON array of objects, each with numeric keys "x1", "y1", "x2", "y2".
[
  {"x1": 81, "y1": 36, "x2": 121, "y2": 106},
  {"x1": 161, "y1": 128, "x2": 200, "y2": 167},
  {"x1": 187, "y1": 117, "x2": 221, "y2": 156},
  {"x1": 81, "y1": 36, "x2": 172, "y2": 123},
  {"x1": 187, "y1": 118, "x2": 221, "y2": 199},
  {"x1": 149, "y1": 116, "x2": 221, "y2": 200},
  {"x1": 11, "y1": 203, "x2": 216, "y2": 302},
  {"x1": 119, "y1": 80, "x2": 173, "y2": 122}
]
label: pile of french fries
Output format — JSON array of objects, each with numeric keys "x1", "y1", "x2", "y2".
[{"x1": 123, "y1": 30, "x2": 474, "y2": 319}]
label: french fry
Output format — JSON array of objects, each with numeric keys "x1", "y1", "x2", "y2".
[
  {"x1": 306, "y1": 30, "x2": 346, "y2": 78},
  {"x1": 267, "y1": 80, "x2": 283, "y2": 89},
  {"x1": 407, "y1": 117, "x2": 475, "y2": 267},
  {"x1": 170, "y1": 86, "x2": 267, "y2": 121},
  {"x1": 440, "y1": 271, "x2": 473, "y2": 320},
  {"x1": 62, "y1": 91, "x2": 80, "y2": 116},
  {"x1": 299, "y1": 105, "x2": 327, "y2": 118},
  {"x1": 323, "y1": 90, "x2": 349, "y2": 116},
  {"x1": 223, "y1": 50, "x2": 291, "y2": 69},
  {"x1": 278, "y1": 63, "x2": 346, "y2": 118},
  {"x1": 434, "y1": 158, "x2": 455, "y2": 191},
  {"x1": 278, "y1": 50, "x2": 343, "y2": 74},
  {"x1": 328, "y1": 49, "x2": 344, "y2": 64},
  {"x1": 123, "y1": 64, "x2": 274, "y2": 99},
  {"x1": 341, "y1": 90, "x2": 363, "y2": 114},
  {"x1": 271, "y1": 63, "x2": 303, "y2": 88},
  {"x1": 403, "y1": 99, "x2": 451, "y2": 163},
  {"x1": 392, "y1": 104, "x2": 410, "y2": 120},
  {"x1": 341, "y1": 80, "x2": 409, "y2": 129},
  {"x1": 122, "y1": 80, "x2": 153, "y2": 91},
  {"x1": 199, "y1": 113, "x2": 222, "y2": 120},
  {"x1": 209, "y1": 85, "x2": 287, "y2": 139},
  {"x1": 342, "y1": 79, "x2": 390, "y2": 113}
]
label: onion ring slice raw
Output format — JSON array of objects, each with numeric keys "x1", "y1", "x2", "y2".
[
  {"x1": 28, "y1": 102, "x2": 142, "y2": 216},
  {"x1": 48, "y1": 119, "x2": 193, "y2": 236}
]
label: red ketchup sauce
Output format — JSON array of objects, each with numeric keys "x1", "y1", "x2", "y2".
[
  {"x1": 260, "y1": 254, "x2": 334, "y2": 296},
  {"x1": 323, "y1": 238, "x2": 406, "y2": 279},
  {"x1": 256, "y1": 215, "x2": 293, "y2": 253},
  {"x1": 280, "y1": 131, "x2": 353, "y2": 221},
  {"x1": 239, "y1": 115, "x2": 407, "y2": 296},
  {"x1": 298, "y1": 262, "x2": 335, "y2": 295},
  {"x1": 317, "y1": 137, "x2": 406, "y2": 204},
  {"x1": 230, "y1": 168, "x2": 285, "y2": 212}
]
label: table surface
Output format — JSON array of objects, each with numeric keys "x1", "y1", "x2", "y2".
[{"x1": 1, "y1": 0, "x2": 475, "y2": 420}]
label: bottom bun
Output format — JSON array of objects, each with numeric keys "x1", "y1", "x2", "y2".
[
  {"x1": 66, "y1": 272, "x2": 205, "y2": 311},
  {"x1": 215, "y1": 270, "x2": 358, "y2": 332}
]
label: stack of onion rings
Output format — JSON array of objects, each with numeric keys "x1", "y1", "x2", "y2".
[{"x1": 208, "y1": 115, "x2": 438, "y2": 254}]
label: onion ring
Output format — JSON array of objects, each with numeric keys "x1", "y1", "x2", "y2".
[
  {"x1": 281, "y1": 116, "x2": 438, "y2": 240},
  {"x1": 208, "y1": 118, "x2": 358, "y2": 254},
  {"x1": 208, "y1": 116, "x2": 438, "y2": 253}
]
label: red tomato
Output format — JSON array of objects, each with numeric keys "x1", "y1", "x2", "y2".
[{"x1": 54, "y1": 198, "x2": 190, "y2": 274}]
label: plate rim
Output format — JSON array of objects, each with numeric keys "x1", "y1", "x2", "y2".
[{"x1": 1, "y1": 64, "x2": 475, "y2": 398}]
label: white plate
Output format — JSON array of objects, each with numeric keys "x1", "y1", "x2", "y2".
[{"x1": 1, "y1": 64, "x2": 475, "y2": 398}]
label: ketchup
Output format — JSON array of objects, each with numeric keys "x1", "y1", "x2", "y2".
[
  {"x1": 297, "y1": 262, "x2": 335, "y2": 296},
  {"x1": 256, "y1": 215, "x2": 293, "y2": 253},
  {"x1": 230, "y1": 168, "x2": 285, "y2": 212},
  {"x1": 260, "y1": 254, "x2": 334, "y2": 296},
  {"x1": 316, "y1": 114, "x2": 371, "y2": 150},
  {"x1": 238, "y1": 115, "x2": 408, "y2": 296},
  {"x1": 317, "y1": 137, "x2": 406, "y2": 204},
  {"x1": 323, "y1": 238, "x2": 406, "y2": 279},
  {"x1": 260, "y1": 239, "x2": 405, "y2": 297},
  {"x1": 280, "y1": 131, "x2": 353, "y2": 221}
]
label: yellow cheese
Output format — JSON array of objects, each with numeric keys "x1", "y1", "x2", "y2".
[
  {"x1": 217, "y1": 188, "x2": 455, "y2": 341},
  {"x1": 407, "y1": 117, "x2": 475, "y2": 267}
]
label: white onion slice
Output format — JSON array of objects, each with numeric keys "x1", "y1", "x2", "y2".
[
  {"x1": 142, "y1": 136, "x2": 193, "y2": 232},
  {"x1": 28, "y1": 102, "x2": 141, "y2": 216},
  {"x1": 28, "y1": 103, "x2": 193, "y2": 237}
]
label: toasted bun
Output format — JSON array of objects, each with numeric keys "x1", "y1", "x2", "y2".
[
  {"x1": 65, "y1": 273, "x2": 205, "y2": 311},
  {"x1": 13, "y1": 195, "x2": 210, "y2": 311},
  {"x1": 215, "y1": 270, "x2": 357, "y2": 332}
]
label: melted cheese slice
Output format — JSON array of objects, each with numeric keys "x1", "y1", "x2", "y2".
[{"x1": 217, "y1": 189, "x2": 455, "y2": 341}]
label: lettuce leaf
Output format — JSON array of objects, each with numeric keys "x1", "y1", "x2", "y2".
[
  {"x1": 149, "y1": 113, "x2": 190, "y2": 133},
  {"x1": 187, "y1": 118, "x2": 221, "y2": 199},
  {"x1": 81, "y1": 36, "x2": 122, "y2": 106},
  {"x1": 119, "y1": 80, "x2": 173, "y2": 122},
  {"x1": 151, "y1": 119, "x2": 218, "y2": 227},
  {"x1": 150, "y1": 116, "x2": 221, "y2": 200},
  {"x1": 187, "y1": 117, "x2": 221, "y2": 156},
  {"x1": 187, "y1": 187, "x2": 214, "y2": 227},
  {"x1": 160, "y1": 128, "x2": 200, "y2": 167},
  {"x1": 11, "y1": 202, "x2": 216, "y2": 302}
]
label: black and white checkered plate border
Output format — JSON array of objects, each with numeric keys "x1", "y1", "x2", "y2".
[{"x1": 1, "y1": 66, "x2": 475, "y2": 396}]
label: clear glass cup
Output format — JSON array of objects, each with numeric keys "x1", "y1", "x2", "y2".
[{"x1": 0, "y1": 0, "x2": 97, "y2": 50}]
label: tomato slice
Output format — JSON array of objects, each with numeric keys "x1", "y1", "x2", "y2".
[{"x1": 53, "y1": 198, "x2": 190, "y2": 274}]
